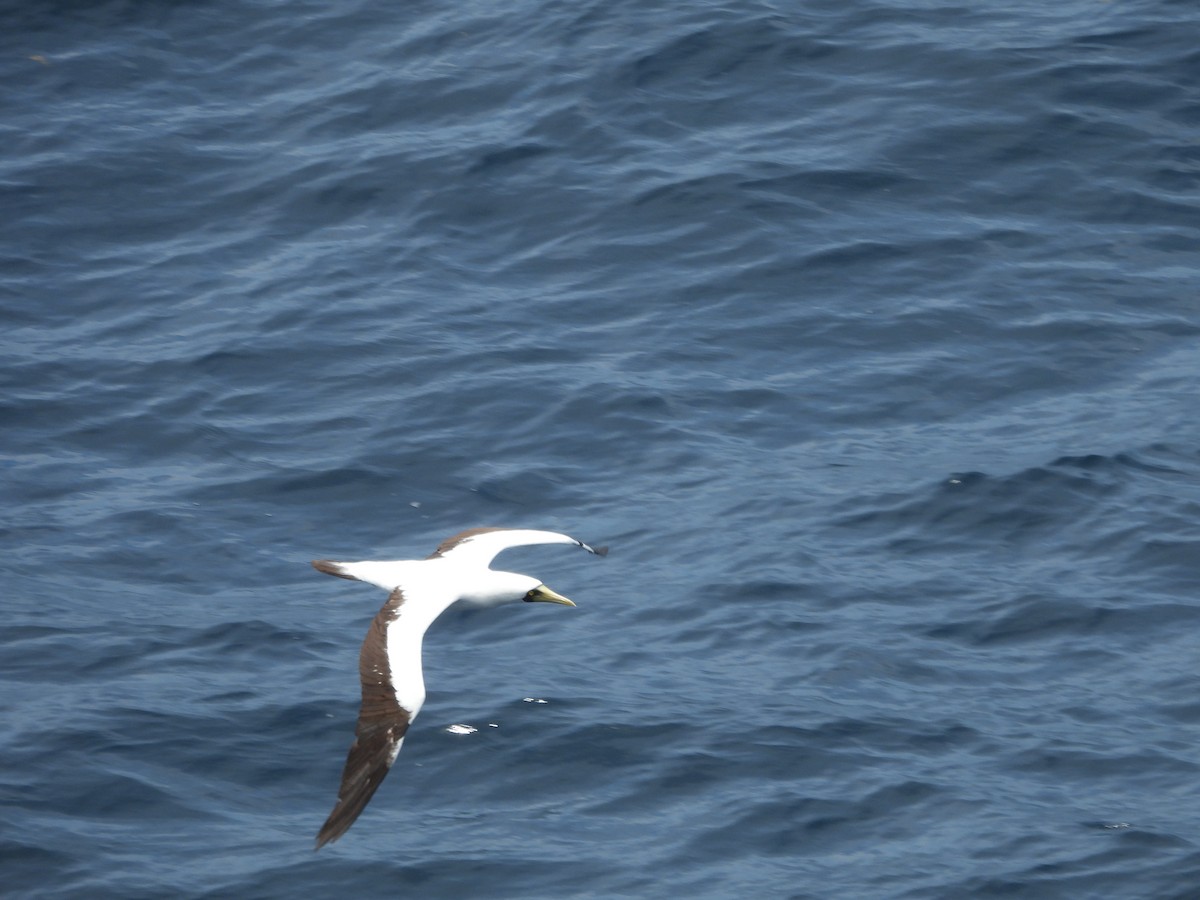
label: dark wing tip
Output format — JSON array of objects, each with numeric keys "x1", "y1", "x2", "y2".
[
  {"x1": 315, "y1": 810, "x2": 353, "y2": 850},
  {"x1": 313, "y1": 733, "x2": 399, "y2": 850},
  {"x1": 577, "y1": 539, "x2": 608, "y2": 557},
  {"x1": 315, "y1": 813, "x2": 353, "y2": 850}
]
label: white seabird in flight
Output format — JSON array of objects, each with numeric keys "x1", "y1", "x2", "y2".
[{"x1": 311, "y1": 527, "x2": 607, "y2": 849}]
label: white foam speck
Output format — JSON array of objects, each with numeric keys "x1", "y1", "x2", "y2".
[{"x1": 446, "y1": 724, "x2": 477, "y2": 735}]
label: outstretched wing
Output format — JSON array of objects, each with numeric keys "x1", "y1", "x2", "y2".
[
  {"x1": 315, "y1": 589, "x2": 414, "y2": 849},
  {"x1": 428, "y1": 527, "x2": 608, "y2": 567}
]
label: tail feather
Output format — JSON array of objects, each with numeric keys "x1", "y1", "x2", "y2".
[{"x1": 312, "y1": 560, "x2": 358, "y2": 580}]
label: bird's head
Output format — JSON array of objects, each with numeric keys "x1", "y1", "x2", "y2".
[{"x1": 458, "y1": 570, "x2": 577, "y2": 608}]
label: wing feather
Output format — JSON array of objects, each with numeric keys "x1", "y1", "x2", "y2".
[
  {"x1": 428, "y1": 527, "x2": 607, "y2": 566},
  {"x1": 315, "y1": 589, "x2": 413, "y2": 849}
]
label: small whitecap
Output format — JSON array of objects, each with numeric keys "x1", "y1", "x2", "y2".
[
  {"x1": 522, "y1": 698, "x2": 548, "y2": 704},
  {"x1": 446, "y1": 724, "x2": 477, "y2": 735}
]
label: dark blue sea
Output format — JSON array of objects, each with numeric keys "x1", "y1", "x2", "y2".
[{"x1": 4, "y1": 0, "x2": 1200, "y2": 896}]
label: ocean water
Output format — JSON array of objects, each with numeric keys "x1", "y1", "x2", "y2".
[{"x1": 3, "y1": 0, "x2": 1200, "y2": 896}]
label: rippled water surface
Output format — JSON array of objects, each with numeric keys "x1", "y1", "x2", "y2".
[{"x1": 4, "y1": 0, "x2": 1200, "y2": 897}]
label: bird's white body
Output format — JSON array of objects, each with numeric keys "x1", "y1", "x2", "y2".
[{"x1": 331, "y1": 558, "x2": 541, "y2": 607}]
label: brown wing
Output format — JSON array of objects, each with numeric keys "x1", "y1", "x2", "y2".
[
  {"x1": 315, "y1": 589, "x2": 411, "y2": 849},
  {"x1": 425, "y1": 526, "x2": 509, "y2": 559}
]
